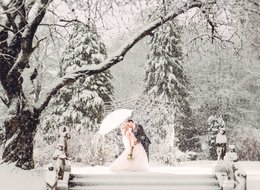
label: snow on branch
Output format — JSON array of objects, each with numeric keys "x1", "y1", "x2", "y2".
[
  {"x1": 23, "y1": 0, "x2": 52, "y2": 38},
  {"x1": 0, "y1": 83, "x2": 9, "y2": 106},
  {"x1": 4, "y1": 129, "x2": 20, "y2": 149},
  {"x1": 0, "y1": 95, "x2": 9, "y2": 106},
  {"x1": 34, "y1": 74, "x2": 77, "y2": 112},
  {"x1": 36, "y1": 0, "x2": 208, "y2": 113}
]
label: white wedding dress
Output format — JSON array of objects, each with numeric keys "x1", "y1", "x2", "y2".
[{"x1": 110, "y1": 130, "x2": 149, "y2": 171}]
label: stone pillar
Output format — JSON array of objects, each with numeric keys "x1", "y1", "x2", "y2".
[
  {"x1": 46, "y1": 128, "x2": 72, "y2": 190},
  {"x1": 58, "y1": 126, "x2": 71, "y2": 157},
  {"x1": 45, "y1": 164, "x2": 58, "y2": 190},
  {"x1": 223, "y1": 180, "x2": 235, "y2": 190}
]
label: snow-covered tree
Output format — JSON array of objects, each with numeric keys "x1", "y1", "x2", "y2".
[
  {"x1": 37, "y1": 23, "x2": 114, "y2": 165},
  {"x1": 144, "y1": 21, "x2": 200, "y2": 154},
  {"x1": 0, "y1": 0, "x2": 255, "y2": 169},
  {"x1": 44, "y1": 23, "x2": 114, "y2": 133}
]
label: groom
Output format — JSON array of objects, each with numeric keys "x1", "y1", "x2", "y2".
[{"x1": 127, "y1": 119, "x2": 151, "y2": 161}]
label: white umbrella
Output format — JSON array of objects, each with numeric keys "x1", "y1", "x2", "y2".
[{"x1": 98, "y1": 109, "x2": 133, "y2": 134}]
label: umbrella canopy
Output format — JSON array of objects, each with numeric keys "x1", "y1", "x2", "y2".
[{"x1": 98, "y1": 109, "x2": 133, "y2": 134}]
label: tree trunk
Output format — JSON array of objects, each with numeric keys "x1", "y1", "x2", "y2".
[{"x1": 2, "y1": 98, "x2": 39, "y2": 170}]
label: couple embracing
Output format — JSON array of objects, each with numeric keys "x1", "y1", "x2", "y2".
[{"x1": 110, "y1": 119, "x2": 151, "y2": 171}]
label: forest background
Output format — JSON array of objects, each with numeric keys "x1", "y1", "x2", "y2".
[{"x1": 0, "y1": 0, "x2": 259, "y2": 169}]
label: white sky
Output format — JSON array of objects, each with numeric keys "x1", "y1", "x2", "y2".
[{"x1": 49, "y1": 0, "x2": 153, "y2": 47}]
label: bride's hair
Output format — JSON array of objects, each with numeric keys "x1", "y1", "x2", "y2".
[{"x1": 122, "y1": 122, "x2": 133, "y2": 136}]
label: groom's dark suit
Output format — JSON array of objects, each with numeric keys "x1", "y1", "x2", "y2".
[{"x1": 133, "y1": 124, "x2": 151, "y2": 161}]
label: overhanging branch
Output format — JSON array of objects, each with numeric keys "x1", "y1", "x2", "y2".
[
  {"x1": 35, "y1": 75, "x2": 77, "y2": 113},
  {"x1": 35, "y1": 0, "x2": 208, "y2": 113}
]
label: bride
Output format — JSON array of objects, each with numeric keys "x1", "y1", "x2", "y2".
[{"x1": 109, "y1": 122, "x2": 149, "y2": 171}]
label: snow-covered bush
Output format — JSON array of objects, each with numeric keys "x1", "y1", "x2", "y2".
[
  {"x1": 229, "y1": 127, "x2": 260, "y2": 161},
  {"x1": 186, "y1": 151, "x2": 198, "y2": 161},
  {"x1": 133, "y1": 96, "x2": 180, "y2": 165},
  {"x1": 34, "y1": 129, "x2": 113, "y2": 166},
  {"x1": 34, "y1": 131, "x2": 57, "y2": 167},
  {"x1": 149, "y1": 124, "x2": 177, "y2": 165},
  {"x1": 104, "y1": 128, "x2": 125, "y2": 160},
  {"x1": 68, "y1": 131, "x2": 112, "y2": 165},
  {"x1": 152, "y1": 145, "x2": 179, "y2": 165}
]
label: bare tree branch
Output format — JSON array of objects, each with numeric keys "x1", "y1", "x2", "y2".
[
  {"x1": 35, "y1": 0, "x2": 207, "y2": 113},
  {"x1": 6, "y1": 0, "x2": 52, "y2": 79},
  {"x1": 39, "y1": 23, "x2": 73, "y2": 27},
  {"x1": 0, "y1": 23, "x2": 15, "y2": 33},
  {"x1": 6, "y1": 12, "x2": 19, "y2": 33},
  {"x1": 59, "y1": 18, "x2": 88, "y2": 26},
  {"x1": 0, "y1": 84, "x2": 9, "y2": 106},
  {"x1": 32, "y1": 36, "x2": 47, "y2": 51}
]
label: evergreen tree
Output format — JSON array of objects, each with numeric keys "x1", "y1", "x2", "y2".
[
  {"x1": 43, "y1": 23, "x2": 114, "y2": 134},
  {"x1": 144, "y1": 21, "x2": 200, "y2": 153}
]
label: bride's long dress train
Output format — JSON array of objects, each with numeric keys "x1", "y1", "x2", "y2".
[{"x1": 110, "y1": 133, "x2": 149, "y2": 171}]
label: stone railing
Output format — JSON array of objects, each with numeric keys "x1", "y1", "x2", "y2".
[
  {"x1": 214, "y1": 146, "x2": 247, "y2": 190},
  {"x1": 45, "y1": 127, "x2": 71, "y2": 190}
]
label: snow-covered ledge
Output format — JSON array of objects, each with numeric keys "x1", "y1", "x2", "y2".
[
  {"x1": 213, "y1": 160, "x2": 247, "y2": 190},
  {"x1": 46, "y1": 128, "x2": 71, "y2": 190},
  {"x1": 57, "y1": 163, "x2": 71, "y2": 190},
  {"x1": 45, "y1": 162, "x2": 71, "y2": 190}
]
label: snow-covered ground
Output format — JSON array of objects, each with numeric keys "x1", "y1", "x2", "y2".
[
  {"x1": 0, "y1": 163, "x2": 46, "y2": 190},
  {"x1": 0, "y1": 161, "x2": 259, "y2": 190}
]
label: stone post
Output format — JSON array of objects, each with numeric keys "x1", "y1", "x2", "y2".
[
  {"x1": 45, "y1": 164, "x2": 58, "y2": 190},
  {"x1": 58, "y1": 126, "x2": 71, "y2": 157}
]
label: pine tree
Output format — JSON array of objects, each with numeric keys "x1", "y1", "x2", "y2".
[
  {"x1": 43, "y1": 23, "x2": 114, "y2": 134},
  {"x1": 144, "y1": 21, "x2": 200, "y2": 154}
]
